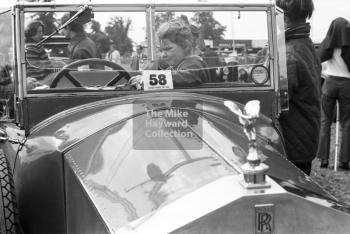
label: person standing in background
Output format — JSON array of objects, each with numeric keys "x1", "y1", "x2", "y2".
[
  {"x1": 201, "y1": 45, "x2": 221, "y2": 82},
  {"x1": 276, "y1": 0, "x2": 321, "y2": 175},
  {"x1": 130, "y1": 45, "x2": 147, "y2": 70},
  {"x1": 105, "y1": 43, "x2": 121, "y2": 65},
  {"x1": 317, "y1": 17, "x2": 350, "y2": 170},
  {"x1": 90, "y1": 20, "x2": 110, "y2": 59}
]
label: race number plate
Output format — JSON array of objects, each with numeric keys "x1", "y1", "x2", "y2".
[
  {"x1": 255, "y1": 204, "x2": 274, "y2": 234},
  {"x1": 142, "y1": 70, "x2": 174, "y2": 91}
]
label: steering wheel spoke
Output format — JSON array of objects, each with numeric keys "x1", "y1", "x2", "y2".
[
  {"x1": 66, "y1": 71, "x2": 83, "y2": 87},
  {"x1": 106, "y1": 71, "x2": 130, "y2": 86}
]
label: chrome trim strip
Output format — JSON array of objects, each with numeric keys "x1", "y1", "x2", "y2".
[
  {"x1": 15, "y1": 7, "x2": 24, "y2": 99},
  {"x1": 25, "y1": 86, "x2": 274, "y2": 98}
]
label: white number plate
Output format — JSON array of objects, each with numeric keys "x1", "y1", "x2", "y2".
[{"x1": 142, "y1": 70, "x2": 174, "y2": 91}]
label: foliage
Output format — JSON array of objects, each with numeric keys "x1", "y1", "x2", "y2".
[
  {"x1": 154, "y1": 11, "x2": 226, "y2": 50},
  {"x1": 0, "y1": 14, "x2": 12, "y2": 59},
  {"x1": 32, "y1": 12, "x2": 57, "y2": 35},
  {"x1": 104, "y1": 16, "x2": 133, "y2": 56},
  {"x1": 154, "y1": 12, "x2": 176, "y2": 31},
  {"x1": 191, "y1": 11, "x2": 226, "y2": 44}
]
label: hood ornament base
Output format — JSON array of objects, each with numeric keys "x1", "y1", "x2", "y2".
[
  {"x1": 240, "y1": 162, "x2": 270, "y2": 189},
  {"x1": 224, "y1": 100, "x2": 270, "y2": 189}
]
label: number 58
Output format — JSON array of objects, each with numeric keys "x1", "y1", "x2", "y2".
[{"x1": 149, "y1": 74, "x2": 167, "y2": 85}]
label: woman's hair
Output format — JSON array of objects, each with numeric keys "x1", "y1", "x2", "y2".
[
  {"x1": 157, "y1": 20, "x2": 194, "y2": 55},
  {"x1": 276, "y1": 0, "x2": 314, "y2": 22},
  {"x1": 25, "y1": 20, "x2": 44, "y2": 41}
]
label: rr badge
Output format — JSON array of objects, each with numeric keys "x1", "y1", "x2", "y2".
[{"x1": 255, "y1": 204, "x2": 274, "y2": 234}]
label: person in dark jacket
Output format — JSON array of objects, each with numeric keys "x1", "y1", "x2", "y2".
[
  {"x1": 276, "y1": 0, "x2": 321, "y2": 175},
  {"x1": 201, "y1": 45, "x2": 221, "y2": 82},
  {"x1": 61, "y1": 14, "x2": 101, "y2": 60},
  {"x1": 129, "y1": 20, "x2": 210, "y2": 88},
  {"x1": 317, "y1": 17, "x2": 350, "y2": 170}
]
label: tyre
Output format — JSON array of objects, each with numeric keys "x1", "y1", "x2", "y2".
[{"x1": 0, "y1": 153, "x2": 18, "y2": 234}]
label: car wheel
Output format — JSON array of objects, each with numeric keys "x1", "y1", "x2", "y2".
[{"x1": 0, "y1": 154, "x2": 18, "y2": 234}]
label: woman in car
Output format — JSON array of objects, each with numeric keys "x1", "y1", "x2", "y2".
[
  {"x1": 25, "y1": 20, "x2": 51, "y2": 80},
  {"x1": 130, "y1": 20, "x2": 210, "y2": 88}
]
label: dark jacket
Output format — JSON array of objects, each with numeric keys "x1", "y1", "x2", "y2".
[
  {"x1": 278, "y1": 23, "x2": 322, "y2": 163},
  {"x1": 68, "y1": 34, "x2": 101, "y2": 60},
  {"x1": 172, "y1": 56, "x2": 210, "y2": 87},
  {"x1": 145, "y1": 56, "x2": 210, "y2": 88},
  {"x1": 201, "y1": 48, "x2": 222, "y2": 82}
]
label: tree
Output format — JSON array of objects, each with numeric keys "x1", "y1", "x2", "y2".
[
  {"x1": 154, "y1": 11, "x2": 226, "y2": 50},
  {"x1": 105, "y1": 16, "x2": 133, "y2": 56},
  {"x1": 0, "y1": 13, "x2": 12, "y2": 59},
  {"x1": 154, "y1": 11, "x2": 175, "y2": 31},
  {"x1": 33, "y1": 12, "x2": 57, "y2": 35},
  {"x1": 191, "y1": 11, "x2": 226, "y2": 47}
]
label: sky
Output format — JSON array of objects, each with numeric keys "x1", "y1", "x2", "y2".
[
  {"x1": 311, "y1": 0, "x2": 350, "y2": 42},
  {"x1": 2, "y1": 0, "x2": 350, "y2": 43}
]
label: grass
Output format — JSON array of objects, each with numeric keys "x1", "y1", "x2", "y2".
[{"x1": 310, "y1": 123, "x2": 350, "y2": 205}]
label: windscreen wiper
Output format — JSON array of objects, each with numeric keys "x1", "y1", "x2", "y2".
[{"x1": 36, "y1": 4, "x2": 91, "y2": 47}]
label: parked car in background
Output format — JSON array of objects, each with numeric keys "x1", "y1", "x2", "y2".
[{"x1": 0, "y1": 1, "x2": 349, "y2": 233}]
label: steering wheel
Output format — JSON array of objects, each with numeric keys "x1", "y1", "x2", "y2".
[{"x1": 49, "y1": 58, "x2": 131, "y2": 88}]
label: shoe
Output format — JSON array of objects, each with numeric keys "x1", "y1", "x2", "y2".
[
  {"x1": 339, "y1": 162, "x2": 349, "y2": 170},
  {"x1": 320, "y1": 159, "x2": 329, "y2": 168}
]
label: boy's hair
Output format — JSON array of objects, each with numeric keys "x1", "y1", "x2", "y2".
[
  {"x1": 157, "y1": 20, "x2": 193, "y2": 55},
  {"x1": 61, "y1": 13, "x2": 85, "y2": 34},
  {"x1": 276, "y1": 0, "x2": 314, "y2": 21}
]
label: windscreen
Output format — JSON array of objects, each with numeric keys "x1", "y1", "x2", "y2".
[
  {"x1": 154, "y1": 10, "x2": 270, "y2": 83},
  {"x1": 23, "y1": 8, "x2": 272, "y2": 93}
]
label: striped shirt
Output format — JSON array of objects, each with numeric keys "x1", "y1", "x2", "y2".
[{"x1": 25, "y1": 42, "x2": 50, "y2": 80}]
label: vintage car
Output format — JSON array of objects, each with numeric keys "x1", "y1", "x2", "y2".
[{"x1": 0, "y1": 0, "x2": 349, "y2": 233}]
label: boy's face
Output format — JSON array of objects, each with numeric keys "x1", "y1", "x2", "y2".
[
  {"x1": 62, "y1": 26, "x2": 71, "y2": 38},
  {"x1": 160, "y1": 38, "x2": 186, "y2": 67}
]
